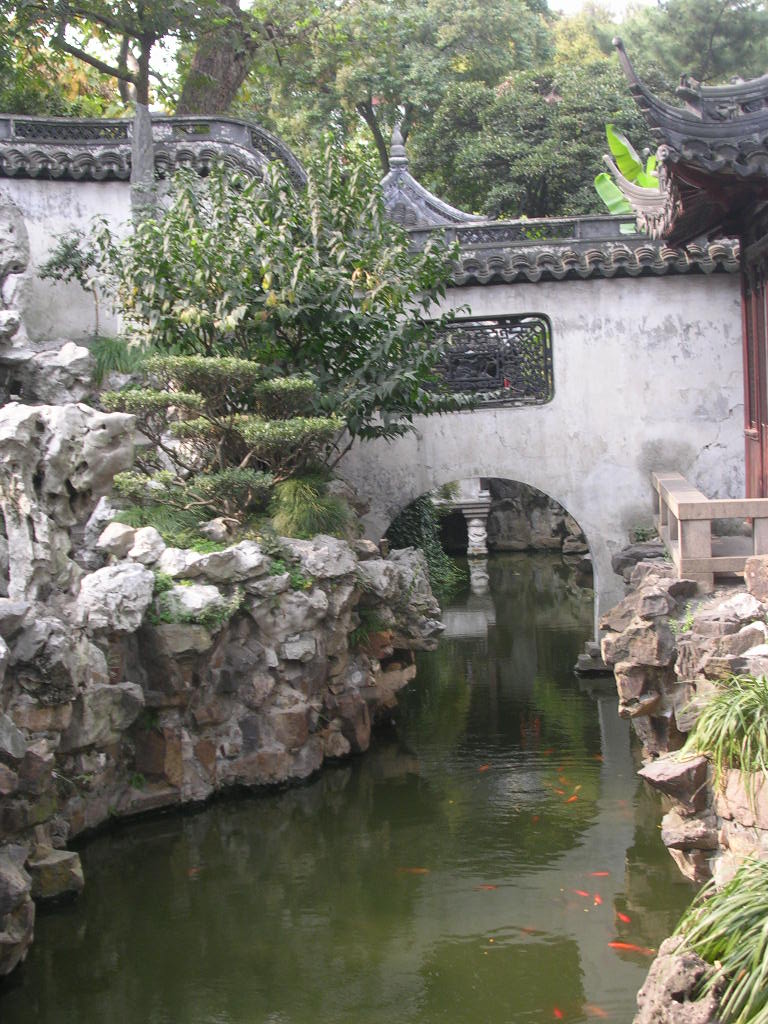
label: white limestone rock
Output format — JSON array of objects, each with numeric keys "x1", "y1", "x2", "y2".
[
  {"x1": 127, "y1": 526, "x2": 165, "y2": 565},
  {"x1": 82, "y1": 496, "x2": 117, "y2": 549},
  {"x1": 284, "y1": 535, "x2": 357, "y2": 579},
  {"x1": 159, "y1": 583, "x2": 227, "y2": 622},
  {"x1": 76, "y1": 563, "x2": 154, "y2": 633},
  {"x1": 96, "y1": 522, "x2": 136, "y2": 558},
  {"x1": 0, "y1": 403, "x2": 134, "y2": 599},
  {"x1": 24, "y1": 343, "x2": 93, "y2": 405},
  {"x1": 195, "y1": 541, "x2": 266, "y2": 582},
  {"x1": 154, "y1": 547, "x2": 204, "y2": 579}
]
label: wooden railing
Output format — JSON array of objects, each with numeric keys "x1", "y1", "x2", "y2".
[{"x1": 652, "y1": 471, "x2": 768, "y2": 587}]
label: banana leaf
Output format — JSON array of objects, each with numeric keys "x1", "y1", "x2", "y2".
[{"x1": 605, "y1": 124, "x2": 658, "y2": 189}]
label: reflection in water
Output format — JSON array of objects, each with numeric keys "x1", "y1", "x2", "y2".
[{"x1": 0, "y1": 554, "x2": 694, "y2": 1024}]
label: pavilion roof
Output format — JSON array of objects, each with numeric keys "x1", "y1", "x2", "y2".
[{"x1": 610, "y1": 39, "x2": 768, "y2": 244}]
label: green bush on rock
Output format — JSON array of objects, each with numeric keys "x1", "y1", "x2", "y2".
[{"x1": 675, "y1": 857, "x2": 768, "y2": 1024}]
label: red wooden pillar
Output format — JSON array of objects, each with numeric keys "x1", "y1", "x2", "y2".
[{"x1": 743, "y1": 255, "x2": 768, "y2": 497}]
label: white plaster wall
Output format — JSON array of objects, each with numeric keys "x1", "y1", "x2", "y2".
[
  {"x1": 2, "y1": 178, "x2": 131, "y2": 345},
  {"x1": 341, "y1": 273, "x2": 744, "y2": 619}
]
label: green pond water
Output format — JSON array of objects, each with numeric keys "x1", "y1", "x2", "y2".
[{"x1": 0, "y1": 553, "x2": 695, "y2": 1024}]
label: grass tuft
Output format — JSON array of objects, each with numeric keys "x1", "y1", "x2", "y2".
[
  {"x1": 678, "y1": 674, "x2": 768, "y2": 802},
  {"x1": 675, "y1": 857, "x2": 768, "y2": 1024}
]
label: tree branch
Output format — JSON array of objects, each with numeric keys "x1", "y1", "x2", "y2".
[{"x1": 53, "y1": 28, "x2": 136, "y2": 84}]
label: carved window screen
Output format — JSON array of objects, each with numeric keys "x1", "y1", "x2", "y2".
[{"x1": 436, "y1": 314, "x2": 553, "y2": 406}]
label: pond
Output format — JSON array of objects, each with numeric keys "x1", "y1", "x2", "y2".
[{"x1": 0, "y1": 553, "x2": 694, "y2": 1024}]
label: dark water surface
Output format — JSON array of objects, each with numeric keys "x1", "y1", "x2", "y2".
[{"x1": 0, "y1": 554, "x2": 694, "y2": 1024}]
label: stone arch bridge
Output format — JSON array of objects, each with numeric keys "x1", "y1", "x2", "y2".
[{"x1": 0, "y1": 114, "x2": 747, "y2": 623}]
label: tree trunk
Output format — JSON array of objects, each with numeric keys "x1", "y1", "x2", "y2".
[
  {"x1": 176, "y1": 1, "x2": 260, "y2": 115},
  {"x1": 130, "y1": 103, "x2": 155, "y2": 217}
]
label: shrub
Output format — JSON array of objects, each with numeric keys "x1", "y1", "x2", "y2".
[
  {"x1": 89, "y1": 143, "x2": 469, "y2": 453},
  {"x1": 674, "y1": 857, "x2": 768, "y2": 1024},
  {"x1": 270, "y1": 475, "x2": 356, "y2": 539},
  {"x1": 678, "y1": 674, "x2": 768, "y2": 798},
  {"x1": 386, "y1": 494, "x2": 466, "y2": 601}
]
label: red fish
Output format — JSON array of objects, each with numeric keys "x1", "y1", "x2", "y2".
[
  {"x1": 397, "y1": 867, "x2": 430, "y2": 875},
  {"x1": 555, "y1": 788, "x2": 566, "y2": 796},
  {"x1": 590, "y1": 871, "x2": 610, "y2": 877},
  {"x1": 542, "y1": 749, "x2": 554, "y2": 756},
  {"x1": 531, "y1": 814, "x2": 540, "y2": 824},
  {"x1": 593, "y1": 894, "x2": 603, "y2": 906},
  {"x1": 593, "y1": 754, "x2": 603, "y2": 762},
  {"x1": 573, "y1": 889, "x2": 590, "y2": 898},
  {"x1": 608, "y1": 941, "x2": 655, "y2": 956},
  {"x1": 617, "y1": 912, "x2": 631, "y2": 924},
  {"x1": 474, "y1": 884, "x2": 498, "y2": 891},
  {"x1": 566, "y1": 795, "x2": 579, "y2": 803},
  {"x1": 553, "y1": 1009, "x2": 564, "y2": 1020},
  {"x1": 478, "y1": 764, "x2": 491, "y2": 772},
  {"x1": 584, "y1": 1005, "x2": 609, "y2": 1018}
]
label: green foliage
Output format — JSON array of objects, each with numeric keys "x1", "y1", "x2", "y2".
[
  {"x1": 92, "y1": 149, "x2": 466, "y2": 445},
  {"x1": 674, "y1": 857, "x2": 768, "y2": 1023},
  {"x1": 670, "y1": 602, "x2": 695, "y2": 637},
  {"x1": 152, "y1": 571, "x2": 174, "y2": 596},
  {"x1": 678, "y1": 674, "x2": 768, "y2": 798},
  {"x1": 270, "y1": 475, "x2": 356, "y2": 540},
  {"x1": 386, "y1": 495, "x2": 465, "y2": 601},
  {"x1": 129, "y1": 772, "x2": 146, "y2": 791},
  {"x1": 113, "y1": 466, "x2": 274, "y2": 535},
  {"x1": 243, "y1": 0, "x2": 552, "y2": 172},
  {"x1": 410, "y1": 60, "x2": 655, "y2": 218},
  {"x1": 90, "y1": 336, "x2": 152, "y2": 386},
  {"x1": 622, "y1": 0, "x2": 768, "y2": 85},
  {"x1": 349, "y1": 608, "x2": 390, "y2": 650}
]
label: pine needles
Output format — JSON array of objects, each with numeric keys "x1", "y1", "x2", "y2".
[{"x1": 675, "y1": 857, "x2": 768, "y2": 1024}]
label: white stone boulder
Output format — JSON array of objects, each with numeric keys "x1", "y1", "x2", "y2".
[
  {"x1": 96, "y1": 522, "x2": 137, "y2": 558},
  {"x1": 127, "y1": 526, "x2": 166, "y2": 565},
  {"x1": 159, "y1": 583, "x2": 227, "y2": 622},
  {"x1": 0, "y1": 403, "x2": 134, "y2": 599},
  {"x1": 76, "y1": 563, "x2": 154, "y2": 633},
  {"x1": 195, "y1": 541, "x2": 266, "y2": 582},
  {"x1": 284, "y1": 535, "x2": 357, "y2": 579}
]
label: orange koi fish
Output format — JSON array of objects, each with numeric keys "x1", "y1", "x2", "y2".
[
  {"x1": 608, "y1": 941, "x2": 655, "y2": 956},
  {"x1": 555, "y1": 788, "x2": 566, "y2": 796},
  {"x1": 593, "y1": 894, "x2": 603, "y2": 906},
  {"x1": 478, "y1": 764, "x2": 491, "y2": 772},
  {"x1": 590, "y1": 871, "x2": 610, "y2": 877},
  {"x1": 542, "y1": 749, "x2": 554, "y2": 756},
  {"x1": 573, "y1": 889, "x2": 590, "y2": 898},
  {"x1": 584, "y1": 1005, "x2": 609, "y2": 1018},
  {"x1": 566, "y1": 795, "x2": 579, "y2": 803},
  {"x1": 617, "y1": 912, "x2": 631, "y2": 924},
  {"x1": 531, "y1": 814, "x2": 540, "y2": 824},
  {"x1": 553, "y1": 1009, "x2": 564, "y2": 1020},
  {"x1": 397, "y1": 867, "x2": 430, "y2": 875},
  {"x1": 474, "y1": 884, "x2": 498, "y2": 891}
]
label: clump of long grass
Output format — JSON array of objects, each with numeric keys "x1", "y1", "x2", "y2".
[
  {"x1": 270, "y1": 475, "x2": 356, "y2": 539},
  {"x1": 678, "y1": 674, "x2": 768, "y2": 799},
  {"x1": 674, "y1": 857, "x2": 768, "y2": 1024}
]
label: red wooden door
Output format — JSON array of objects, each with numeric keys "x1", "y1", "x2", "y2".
[{"x1": 743, "y1": 258, "x2": 768, "y2": 497}]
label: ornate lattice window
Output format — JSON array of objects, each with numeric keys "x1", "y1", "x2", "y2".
[{"x1": 436, "y1": 314, "x2": 553, "y2": 406}]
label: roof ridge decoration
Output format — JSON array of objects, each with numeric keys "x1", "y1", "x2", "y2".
[
  {"x1": 0, "y1": 114, "x2": 307, "y2": 188},
  {"x1": 610, "y1": 39, "x2": 768, "y2": 242},
  {"x1": 380, "y1": 124, "x2": 484, "y2": 227},
  {"x1": 613, "y1": 38, "x2": 768, "y2": 177}
]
